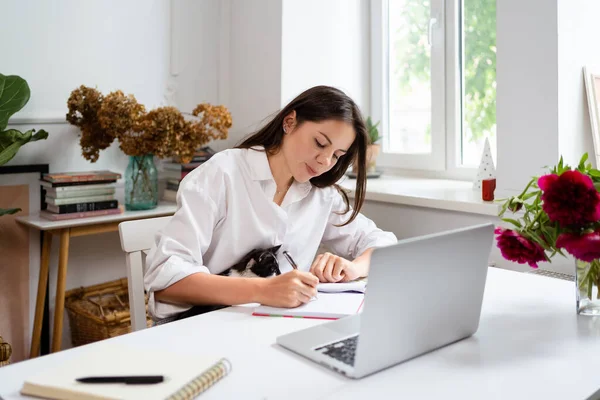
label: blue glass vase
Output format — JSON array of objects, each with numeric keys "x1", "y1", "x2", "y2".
[{"x1": 125, "y1": 154, "x2": 158, "y2": 210}]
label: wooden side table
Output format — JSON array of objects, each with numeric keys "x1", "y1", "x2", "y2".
[{"x1": 17, "y1": 202, "x2": 177, "y2": 358}]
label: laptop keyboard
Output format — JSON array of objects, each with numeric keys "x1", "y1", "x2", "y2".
[{"x1": 315, "y1": 335, "x2": 359, "y2": 366}]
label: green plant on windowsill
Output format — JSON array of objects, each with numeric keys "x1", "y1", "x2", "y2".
[
  {"x1": 0, "y1": 74, "x2": 49, "y2": 216},
  {"x1": 366, "y1": 116, "x2": 381, "y2": 145}
]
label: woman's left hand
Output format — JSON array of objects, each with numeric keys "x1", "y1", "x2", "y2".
[{"x1": 309, "y1": 252, "x2": 362, "y2": 283}]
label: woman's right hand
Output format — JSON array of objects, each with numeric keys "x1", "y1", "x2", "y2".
[{"x1": 256, "y1": 270, "x2": 319, "y2": 308}]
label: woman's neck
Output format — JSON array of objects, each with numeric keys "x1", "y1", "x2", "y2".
[{"x1": 266, "y1": 150, "x2": 294, "y2": 190}]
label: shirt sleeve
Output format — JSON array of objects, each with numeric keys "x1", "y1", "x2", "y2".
[
  {"x1": 320, "y1": 189, "x2": 398, "y2": 260},
  {"x1": 144, "y1": 164, "x2": 225, "y2": 320}
]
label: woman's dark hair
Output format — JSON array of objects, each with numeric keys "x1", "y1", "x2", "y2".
[{"x1": 236, "y1": 85, "x2": 368, "y2": 226}]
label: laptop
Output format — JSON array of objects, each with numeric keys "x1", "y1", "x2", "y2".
[{"x1": 276, "y1": 223, "x2": 494, "y2": 379}]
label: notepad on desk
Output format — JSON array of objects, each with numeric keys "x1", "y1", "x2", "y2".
[
  {"x1": 317, "y1": 278, "x2": 367, "y2": 293},
  {"x1": 20, "y1": 345, "x2": 231, "y2": 400},
  {"x1": 253, "y1": 292, "x2": 365, "y2": 320}
]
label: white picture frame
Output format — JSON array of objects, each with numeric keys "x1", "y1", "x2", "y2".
[{"x1": 583, "y1": 66, "x2": 600, "y2": 168}]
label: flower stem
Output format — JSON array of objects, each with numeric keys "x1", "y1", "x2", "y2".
[
  {"x1": 518, "y1": 177, "x2": 536, "y2": 198},
  {"x1": 129, "y1": 156, "x2": 143, "y2": 203},
  {"x1": 593, "y1": 259, "x2": 600, "y2": 300}
]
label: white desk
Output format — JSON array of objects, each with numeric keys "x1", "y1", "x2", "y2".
[
  {"x1": 1, "y1": 268, "x2": 600, "y2": 399},
  {"x1": 16, "y1": 202, "x2": 177, "y2": 357}
]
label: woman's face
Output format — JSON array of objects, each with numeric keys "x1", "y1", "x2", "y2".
[{"x1": 281, "y1": 113, "x2": 356, "y2": 183}]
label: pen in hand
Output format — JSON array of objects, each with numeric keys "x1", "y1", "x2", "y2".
[
  {"x1": 282, "y1": 251, "x2": 298, "y2": 270},
  {"x1": 283, "y1": 251, "x2": 318, "y2": 300}
]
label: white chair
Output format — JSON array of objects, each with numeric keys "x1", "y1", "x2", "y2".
[{"x1": 118, "y1": 216, "x2": 172, "y2": 331}]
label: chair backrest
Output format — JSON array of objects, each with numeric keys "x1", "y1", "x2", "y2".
[{"x1": 118, "y1": 216, "x2": 172, "y2": 331}]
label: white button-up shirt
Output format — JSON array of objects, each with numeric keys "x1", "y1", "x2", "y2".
[{"x1": 145, "y1": 147, "x2": 397, "y2": 319}]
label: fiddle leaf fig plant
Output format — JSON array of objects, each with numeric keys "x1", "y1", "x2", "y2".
[{"x1": 0, "y1": 74, "x2": 49, "y2": 216}]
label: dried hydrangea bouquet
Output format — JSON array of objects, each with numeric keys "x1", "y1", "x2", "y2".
[{"x1": 66, "y1": 86, "x2": 232, "y2": 210}]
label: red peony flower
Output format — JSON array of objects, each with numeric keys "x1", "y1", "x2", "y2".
[
  {"x1": 537, "y1": 170, "x2": 600, "y2": 227},
  {"x1": 494, "y1": 227, "x2": 547, "y2": 268},
  {"x1": 556, "y1": 231, "x2": 600, "y2": 262}
]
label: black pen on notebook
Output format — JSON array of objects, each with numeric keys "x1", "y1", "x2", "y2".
[{"x1": 76, "y1": 375, "x2": 164, "y2": 384}]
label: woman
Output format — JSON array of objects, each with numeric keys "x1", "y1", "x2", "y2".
[{"x1": 145, "y1": 86, "x2": 397, "y2": 321}]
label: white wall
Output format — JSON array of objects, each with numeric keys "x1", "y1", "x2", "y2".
[
  {"x1": 3, "y1": 0, "x2": 170, "y2": 121},
  {"x1": 281, "y1": 0, "x2": 370, "y2": 112},
  {"x1": 4, "y1": 0, "x2": 171, "y2": 176},
  {"x1": 496, "y1": 0, "x2": 559, "y2": 193},
  {"x1": 557, "y1": 0, "x2": 600, "y2": 169},
  {"x1": 225, "y1": 0, "x2": 284, "y2": 148},
  {"x1": 496, "y1": 0, "x2": 599, "y2": 193},
  {"x1": 170, "y1": 0, "x2": 222, "y2": 112}
]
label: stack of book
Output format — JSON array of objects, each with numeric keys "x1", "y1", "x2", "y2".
[
  {"x1": 162, "y1": 146, "x2": 215, "y2": 202},
  {"x1": 39, "y1": 171, "x2": 123, "y2": 221}
]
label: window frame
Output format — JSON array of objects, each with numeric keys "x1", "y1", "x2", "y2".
[{"x1": 370, "y1": 0, "x2": 479, "y2": 180}]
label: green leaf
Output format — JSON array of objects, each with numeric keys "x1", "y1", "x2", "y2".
[
  {"x1": 501, "y1": 218, "x2": 522, "y2": 228},
  {"x1": 524, "y1": 230, "x2": 548, "y2": 249},
  {"x1": 539, "y1": 225, "x2": 554, "y2": 247},
  {"x1": 0, "y1": 128, "x2": 48, "y2": 166},
  {"x1": 498, "y1": 201, "x2": 509, "y2": 217},
  {"x1": 558, "y1": 156, "x2": 564, "y2": 172},
  {"x1": 0, "y1": 74, "x2": 31, "y2": 131},
  {"x1": 365, "y1": 116, "x2": 381, "y2": 144},
  {"x1": 0, "y1": 207, "x2": 20, "y2": 216},
  {"x1": 578, "y1": 153, "x2": 589, "y2": 170}
]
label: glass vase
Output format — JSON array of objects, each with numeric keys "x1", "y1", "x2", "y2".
[
  {"x1": 575, "y1": 258, "x2": 600, "y2": 316},
  {"x1": 125, "y1": 154, "x2": 158, "y2": 211}
]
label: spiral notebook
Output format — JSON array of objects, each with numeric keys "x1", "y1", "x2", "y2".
[{"x1": 20, "y1": 345, "x2": 231, "y2": 400}]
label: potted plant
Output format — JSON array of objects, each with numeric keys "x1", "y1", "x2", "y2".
[
  {"x1": 66, "y1": 86, "x2": 232, "y2": 210},
  {"x1": 352, "y1": 116, "x2": 381, "y2": 175},
  {"x1": 0, "y1": 73, "x2": 49, "y2": 216}
]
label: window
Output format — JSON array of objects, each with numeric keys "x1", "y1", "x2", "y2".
[{"x1": 371, "y1": 0, "x2": 496, "y2": 177}]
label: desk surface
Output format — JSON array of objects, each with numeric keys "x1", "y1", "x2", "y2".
[
  {"x1": 1, "y1": 268, "x2": 599, "y2": 400},
  {"x1": 15, "y1": 202, "x2": 177, "y2": 230}
]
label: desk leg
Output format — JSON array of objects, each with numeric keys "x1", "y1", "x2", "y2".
[
  {"x1": 29, "y1": 231, "x2": 52, "y2": 358},
  {"x1": 51, "y1": 229, "x2": 70, "y2": 353}
]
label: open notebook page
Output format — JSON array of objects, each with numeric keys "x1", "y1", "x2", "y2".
[
  {"x1": 21, "y1": 345, "x2": 226, "y2": 400},
  {"x1": 253, "y1": 292, "x2": 364, "y2": 320}
]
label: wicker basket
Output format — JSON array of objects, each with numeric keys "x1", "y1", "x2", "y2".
[
  {"x1": 65, "y1": 278, "x2": 152, "y2": 347},
  {"x1": 0, "y1": 335, "x2": 11, "y2": 367}
]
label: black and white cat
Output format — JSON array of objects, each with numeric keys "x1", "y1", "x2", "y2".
[{"x1": 220, "y1": 244, "x2": 282, "y2": 278}]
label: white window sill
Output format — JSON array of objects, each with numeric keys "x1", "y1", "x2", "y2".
[{"x1": 338, "y1": 175, "x2": 502, "y2": 217}]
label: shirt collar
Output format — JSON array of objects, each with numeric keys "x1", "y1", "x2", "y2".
[
  {"x1": 244, "y1": 146, "x2": 313, "y2": 198},
  {"x1": 244, "y1": 146, "x2": 274, "y2": 181}
]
